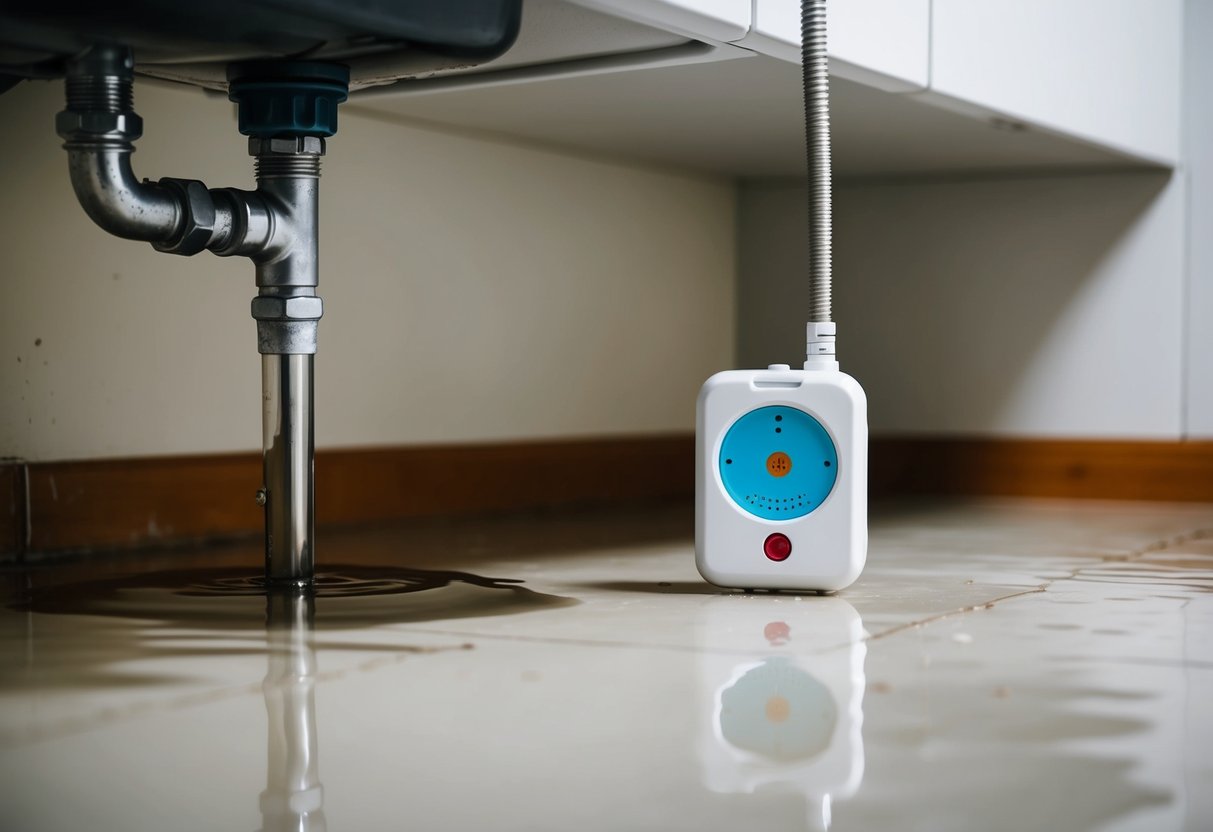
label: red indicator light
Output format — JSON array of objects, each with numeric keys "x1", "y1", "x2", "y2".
[{"x1": 764, "y1": 533, "x2": 792, "y2": 561}]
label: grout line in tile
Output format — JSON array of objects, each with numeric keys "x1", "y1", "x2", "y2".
[
  {"x1": 395, "y1": 625, "x2": 858, "y2": 660},
  {"x1": 861, "y1": 526, "x2": 1213, "y2": 645},
  {"x1": 862, "y1": 585, "x2": 1049, "y2": 643},
  {"x1": 1048, "y1": 655, "x2": 1213, "y2": 672}
]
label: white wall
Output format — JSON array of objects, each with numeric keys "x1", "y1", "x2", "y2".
[
  {"x1": 0, "y1": 79, "x2": 735, "y2": 461},
  {"x1": 739, "y1": 172, "x2": 1189, "y2": 439},
  {"x1": 1184, "y1": 0, "x2": 1213, "y2": 437}
]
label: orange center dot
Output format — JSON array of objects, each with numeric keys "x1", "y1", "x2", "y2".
[
  {"x1": 766, "y1": 452, "x2": 792, "y2": 477},
  {"x1": 765, "y1": 696, "x2": 791, "y2": 723}
]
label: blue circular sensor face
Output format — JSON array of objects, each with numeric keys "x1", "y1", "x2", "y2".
[{"x1": 719, "y1": 405, "x2": 838, "y2": 520}]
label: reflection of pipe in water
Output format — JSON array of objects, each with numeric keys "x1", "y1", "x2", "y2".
[
  {"x1": 698, "y1": 597, "x2": 865, "y2": 831},
  {"x1": 261, "y1": 591, "x2": 325, "y2": 832}
]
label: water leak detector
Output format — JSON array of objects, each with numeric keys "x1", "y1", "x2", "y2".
[{"x1": 696, "y1": 0, "x2": 868, "y2": 592}]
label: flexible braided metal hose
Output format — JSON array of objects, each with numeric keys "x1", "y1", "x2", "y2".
[{"x1": 802, "y1": 0, "x2": 832, "y2": 322}]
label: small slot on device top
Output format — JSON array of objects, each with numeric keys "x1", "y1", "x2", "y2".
[{"x1": 753, "y1": 381, "x2": 801, "y2": 389}]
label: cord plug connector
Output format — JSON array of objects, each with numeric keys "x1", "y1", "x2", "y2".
[{"x1": 804, "y1": 321, "x2": 838, "y2": 371}]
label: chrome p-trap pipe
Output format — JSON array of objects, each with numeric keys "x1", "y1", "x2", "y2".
[{"x1": 56, "y1": 45, "x2": 346, "y2": 588}]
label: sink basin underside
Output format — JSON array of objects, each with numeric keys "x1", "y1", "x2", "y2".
[{"x1": 0, "y1": 0, "x2": 522, "y2": 90}]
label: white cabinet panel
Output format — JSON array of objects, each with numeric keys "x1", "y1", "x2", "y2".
[
  {"x1": 930, "y1": 0, "x2": 1182, "y2": 165},
  {"x1": 738, "y1": 0, "x2": 930, "y2": 92},
  {"x1": 569, "y1": 0, "x2": 751, "y2": 42}
]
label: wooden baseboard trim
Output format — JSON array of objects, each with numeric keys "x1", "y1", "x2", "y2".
[
  {"x1": 1, "y1": 435, "x2": 694, "y2": 556},
  {"x1": 1, "y1": 461, "x2": 26, "y2": 556},
  {"x1": 1, "y1": 435, "x2": 1209, "y2": 557},
  {"x1": 870, "y1": 436, "x2": 1213, "y2": 503}
]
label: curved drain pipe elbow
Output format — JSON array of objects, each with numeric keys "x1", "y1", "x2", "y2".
[{"x1": 56, "y1": 46, "x2": 185, "y2": 244}]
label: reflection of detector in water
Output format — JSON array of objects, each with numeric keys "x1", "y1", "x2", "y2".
[
  {"x1": 698, "y1": 596, "x2": 865, "y2": 831},
  {"x1": 718, "y1": 657, "x2": 838, "y2": 763}
]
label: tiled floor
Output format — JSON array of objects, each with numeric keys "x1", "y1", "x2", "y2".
[{"x1": 1, "y1": 498, "x2": 1211, "y2": 832}]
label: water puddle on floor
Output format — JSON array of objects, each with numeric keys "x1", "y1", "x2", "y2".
[
  {"x1": 1, "y1": 564, "x2": 580, "y2": 830},
  {"x1": 1, "y1": 564, "x2": 576, "y2": 736},
  {"x1": 9, "y1": 564, "x2": 577, "y2": 631}
]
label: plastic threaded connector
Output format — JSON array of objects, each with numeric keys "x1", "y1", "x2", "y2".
[{"x1": 227, "y1": 61, "x2": 350, "y2": 138}]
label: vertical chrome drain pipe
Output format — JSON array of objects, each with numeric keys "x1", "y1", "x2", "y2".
[
  {"x1": 261, "y1": 354, "x2": 315, "y2": 587},
  {"x1": 247, "y1": 136, "x2": 327, "y2": 588},
  {"x1": 232, "y1": 57, "x2": 349, "y2": 588}
]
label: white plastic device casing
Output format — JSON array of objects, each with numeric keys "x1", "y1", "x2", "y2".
[{"x1": 696, "y1": 365, "x2": 868, "y2": 591}]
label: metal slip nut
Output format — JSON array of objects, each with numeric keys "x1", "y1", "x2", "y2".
[
  {"x1": 251, "y1": 295, "x2": 324, "y2": 321},
  {"x1": 55, "y1": 110, "x2": 143, "y2": 140},
  {"x1": 153, "y1": 178, "x2": 216, "y2": 256},
  {"x1": 247, "y1": 136, "x2": 325, "y2": 156},
  {"x1": 257, "y1": 319, "x2": 319, "y2": 354},
  {"x1": 207, "y1": 188, "x2": 273, "y2": 257}
]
